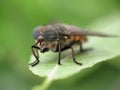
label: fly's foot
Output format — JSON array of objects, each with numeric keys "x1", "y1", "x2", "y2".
[{"x1": 29, "y1": 60, "x2": 39, "y2": 67}]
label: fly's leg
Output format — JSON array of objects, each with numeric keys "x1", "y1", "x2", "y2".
[
  {"x1": 71, "y1": 46, "x2": 82, "y2": 65},
  {"x1": 79, "y1": 42, "x2": 83, "y2": 52},
  {"x1": 58, "y1": 43, "x2": 62, "y2": 65},
  {"x1": 79, "y1": 41, "x2": 93, "y2": 52},
  {"x1": 29, "y1": 45, "x2": 40, "y2": 66}
]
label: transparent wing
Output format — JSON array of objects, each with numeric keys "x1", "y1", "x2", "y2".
[{"x1": 64, "y1": 25, "x2": 117, "y2": 37}]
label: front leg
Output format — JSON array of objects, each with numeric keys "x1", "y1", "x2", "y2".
[{"x1": 29, "y1": 45, "x2": 40, "y2": 66}]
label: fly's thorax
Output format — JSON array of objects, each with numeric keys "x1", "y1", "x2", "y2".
[{"x1": 49, "y1": 37, "x2": 74, "y2": 52}]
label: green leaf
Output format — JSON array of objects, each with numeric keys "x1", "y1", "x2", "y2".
[
  {"x1": 29, "y1": 14, "x2": 120, "y2": 90},
  {"x1": 47, "y1": 63, "x2": 120, "y2": 90}
]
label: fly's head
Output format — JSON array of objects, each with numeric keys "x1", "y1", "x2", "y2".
[{"x1": 33, "y1": 26, "x2": 58, "y2": 53}]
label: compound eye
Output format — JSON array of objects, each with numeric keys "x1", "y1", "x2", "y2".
[
  {"x1": 43, "y1": 30, "x2": 57, "y2": 42},
  {"x1": 33, "y1": 27, "x2": 41, "y2": 40}
]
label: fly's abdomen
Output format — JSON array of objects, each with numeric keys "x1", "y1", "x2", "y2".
[{"x1": 71, "y1": 35, "x2": 87, "y2": 43}]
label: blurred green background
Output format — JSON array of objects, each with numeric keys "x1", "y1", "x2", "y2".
[{"x1": 0, "y1": 0, "x2": 120, "y2": 90}]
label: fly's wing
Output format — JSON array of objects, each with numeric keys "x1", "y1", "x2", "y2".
[{"x1": 63, "y1": 25, "x2": 117, "y2": 37}]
